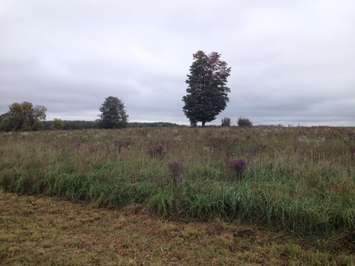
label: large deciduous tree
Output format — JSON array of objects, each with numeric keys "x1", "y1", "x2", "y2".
[
  {"x1": 183, "y1": 51, "x2": 231, "y2": 127},
  {"x1": 99, "y1": 96, "x2": 128, "y2": 129},
  {"x1": 0, "y1": 102, "x2": 47, "y2": 131}
]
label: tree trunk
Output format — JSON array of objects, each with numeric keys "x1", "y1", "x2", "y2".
[{"x1": 202, "y1": 121, "x2": 206, "y2": 127}]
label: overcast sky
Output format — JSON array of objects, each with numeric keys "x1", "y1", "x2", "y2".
[{"x1": 0, "y1": 0, "x2": 354, "y2": 125}]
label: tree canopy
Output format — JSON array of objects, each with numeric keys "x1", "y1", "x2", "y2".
[
  {"x1": 183, "y1": 51, "x2": 231, "y2": 127},
  {"x1": 0, "y1": 102, "x2": 47, "y2": 131},
  {"x1": 99, "y1": 96, "x2": 128, "y2": 129}
]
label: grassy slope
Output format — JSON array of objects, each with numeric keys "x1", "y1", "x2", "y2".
[{"x1": 0, "y1": 192, "x2": 354, "y2": 266}]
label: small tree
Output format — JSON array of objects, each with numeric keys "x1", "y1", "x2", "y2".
[
  {"x1": 237, "y1": 118, "x2": 253, "y2": 127},
  {"x1": 53, "y1": 118, "x2": 65, "y2": 130},
  {"x1": 0, "y1": 102, "x2": 47, "y2": 131},
  {"x1": 221, "y1": 117, "x2": 231, "y2": 127},
  {"x1": 183, "y1": 51, "x2": 231, "y2": 127},
  {"x1": 99, "y1": 96, "x2": 128, "y2": 129}
]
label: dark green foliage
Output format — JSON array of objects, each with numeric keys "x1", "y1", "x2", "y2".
[
  {"x1": 52, "y1": 118, "x2": 65, "y2": 130},
  {"x1": 128, "y1": 122, "x2": 179, "y2": 128},
  {"x1": 238, "y1": 118, "x2": 253, "y2": 127},
  {"x1": 183, "y1": 51, "x2": 231, "y2": 127},
  {"x1": 0, "y1": 102, "x2": 47, "y2": 131},
  {"x1": 42, "y1": 121, "x2": 179, "y2": 130},
  {"x1": 43, "y1": 120, "x2": 99, "y2": 130},
  {"x1": 99, "y1": 96, "x2": 128, "y2": 129},
  {"x1": 0, "y1": 114, "x2": 9, "y2": 131}
]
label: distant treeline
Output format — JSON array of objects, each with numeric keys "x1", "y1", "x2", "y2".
[
  {"x1": 42, "y1": 120, "x2": 179, "y2": 130},
  {"x1": 0, "y1": 101, "x2": 182, "y2": 132},
  {"x1": 128, "y1": 122, "x2": 180, "y2": 128},
  {"x1": 42, "y1": 120, "x2": 98, "y2": 130}
]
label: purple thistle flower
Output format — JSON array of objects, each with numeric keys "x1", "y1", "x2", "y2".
[{"x1": 228, "y1": 159, "x2": 247, "y2": 176}]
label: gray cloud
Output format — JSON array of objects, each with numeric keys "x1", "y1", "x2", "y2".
[{"x1": 0, "y1": 0, "x2": 354, "y2": 125}]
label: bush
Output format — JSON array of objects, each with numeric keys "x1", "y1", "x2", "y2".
[
  {"x1": 0, "y1": 102, "x2": 46, "y2": 131},
  {"x1": 52, "y1": 118, "x2": 65, "y2": 130},
  {"x1": 238, "y1": 118, "x2": 253, "y2": 127},
  {"x1": 221, "y1": 117, "x2": 231, "y2": 127}
]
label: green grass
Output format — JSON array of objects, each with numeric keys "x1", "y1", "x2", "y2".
[{"x1": 0, "y1": 127, "x2": 354, "y2": 234}]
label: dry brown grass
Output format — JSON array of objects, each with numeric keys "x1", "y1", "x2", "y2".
[{"x1": 0, "y1": 192, "x2": 353, "y2": 265}]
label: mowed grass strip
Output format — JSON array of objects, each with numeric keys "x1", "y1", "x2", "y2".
[{"x1": 0, "y1": 192, "x2": 354, "y2": 266}]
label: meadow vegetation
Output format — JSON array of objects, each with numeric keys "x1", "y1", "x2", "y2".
[{"x1": 0, "y1": 127, "x2": 354, "y2": 236}]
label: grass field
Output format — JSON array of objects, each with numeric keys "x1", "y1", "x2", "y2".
[
  {"x1": 0, "y1": 192, "x2": 354, "y2": 265},
  {"x1": 0, "y1": 127, "x2": 354, "y2": 264},
  {"x1": 0, "y1": 127, "x2": 354, "y2": 235}
]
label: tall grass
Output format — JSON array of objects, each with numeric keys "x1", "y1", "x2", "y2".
[{"x1": 0, "y1": 127, "x2": 354, "y2": 234}]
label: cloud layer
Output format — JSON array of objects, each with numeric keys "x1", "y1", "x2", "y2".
[{"x1": 1, "y1": 0, "x2": 354, "y2": 125}]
